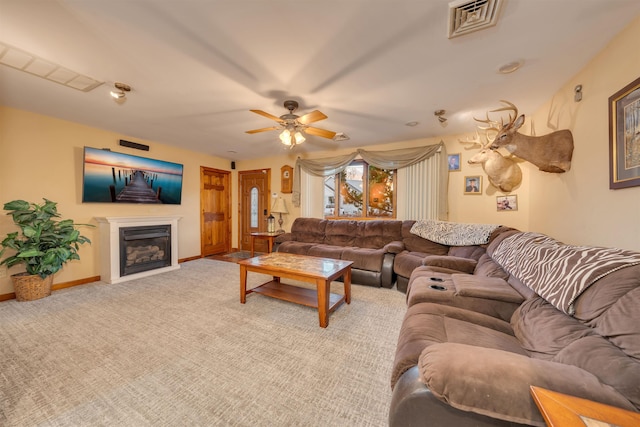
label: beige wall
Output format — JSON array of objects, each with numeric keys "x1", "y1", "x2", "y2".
[
  {"x1": 0, "y1": 107, "x2": 230, "y2": 294},
  {"x1": 527, "y1": 15, "x2": 640, "y2": 250},
  {"x1": 2, "y1": 16, "x2": 638, "y2": 296}
]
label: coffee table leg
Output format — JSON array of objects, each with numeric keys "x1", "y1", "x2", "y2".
[
  {"x1": 344, "y1": 266, "x2": 351, "y2": 304},
  {"x1": 240, "y1": 265, "x2": 247, "y2": 303},
  {"x1": 317, "y1": 279, "x2": 330, "y2": 328}
]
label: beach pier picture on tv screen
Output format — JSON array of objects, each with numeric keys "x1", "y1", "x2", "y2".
[{"x1": 82, "y1": 147, "x2": 183, "y2": 204}]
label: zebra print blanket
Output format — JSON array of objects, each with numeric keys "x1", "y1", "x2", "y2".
[{"x1": 492, "y1": 232, "x2": 640, "y2": 315}]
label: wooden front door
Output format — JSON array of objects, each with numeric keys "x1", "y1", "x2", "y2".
[
  {"x1": 239, "y1": 169, "x2": 271, "y2": 252},
  {"x1": 200, "y1": 167, "x2": 231, "y2": 256}
]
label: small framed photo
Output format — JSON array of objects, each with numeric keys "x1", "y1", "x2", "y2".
[
  {"x1": 448, "y1": 153, "x2": 461, "y2": 171},
  {"x1": 464, "y1": 176, "x2": 482, "y2": 194},
  {"x1": 496, "y1": 195, "x2": 518, "y2": 211},
  {"x1": 609, "y1": 76, "x2": 640, "y2": 189}
]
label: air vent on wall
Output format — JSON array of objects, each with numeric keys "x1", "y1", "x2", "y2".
[{"x1": 448, "y1": 0, "x2": 503, "y2": 39}]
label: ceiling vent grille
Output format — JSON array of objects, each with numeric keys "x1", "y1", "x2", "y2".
[
  {"x1": 448, "y1": 0, "x2": 503, "y2": 39},
  {"x1": 0, "y1": 42, "x2": 103, "y2": 92}
]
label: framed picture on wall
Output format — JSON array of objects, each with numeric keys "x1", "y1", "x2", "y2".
[
  {"x1": 609, "y1": 76, "x2": 640, "y2": 189},
  {"x1": 448, "y1": 153, "x2": 461, "y2": 171},
  {"x1": 496, "y1": 195, "x2": 518, "y2": 211},
  {"x1": 464, "y1": 176, "x2": 482, "y2": 194}
]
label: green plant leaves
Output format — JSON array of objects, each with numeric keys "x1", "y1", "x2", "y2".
[{"x1": 0, "y1": 198, "x2": 93, "y2": 278}]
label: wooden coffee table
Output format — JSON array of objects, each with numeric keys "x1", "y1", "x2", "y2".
[{"x1": 239, "y1": 252, "x2": 353, "y2": 328}]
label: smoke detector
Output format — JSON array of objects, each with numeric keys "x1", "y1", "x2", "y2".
[{"x1": 448, "y1": 0, "x2": 503, "y2": 39}]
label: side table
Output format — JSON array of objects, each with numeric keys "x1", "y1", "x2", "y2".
[
  {"x1": 250, "y1": 231, "x2": 283, "y2": 256},
  {"x1": 530, "y1": 386, "x2": 640, "y2": 427}
]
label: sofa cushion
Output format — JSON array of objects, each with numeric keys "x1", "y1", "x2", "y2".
[
  {"x1": 573, "y1": 264, "x2": 640, "y2": 324},
  {"x1": 324, "y1": 220, "x2": 358, "y2": 246},
  {"x1": 418, "y1": 343, "x2": 638, "y2": 426},
  {"x1": 391, "y1": 303, "x2": 521, "y2": 389},
  {"x1": 422, "y1": 255, "x2": 477, "y2": 274},
  {"x1": 354, "y1": 220, "x2": 403, "y2": 249},
  {"x1": 341, "y1": 247, "x2": 386, "y2": 272},
  {"x1": 511, "y1": 297, "x2": 596, "y2": 360},
  {"x1": 289, "y1": 217, "x2": 327, "y2": 243},
  {"x1": 552, "y1": 334, "x2": 640, "y2": 410},
  {"x1": 473, "y1": 253, "x2": 509, "y2": 280},
  {"x1": 308, "y1": 244, "x2": 348, "y2": 260},
  {"x1": 276, "y1": 241, "x2": 315, "y2": 255},
  {"x1": 401, "y1": 221, "x2": 449, "y2": 254},
  {"x1": 393, "y1": 251, "x2": 429, "y2": 278}
]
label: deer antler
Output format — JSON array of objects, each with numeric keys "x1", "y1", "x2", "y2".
[
  {"x1": 490, "y1": 100, "x2": 518, "y2": 127},
  {"x1": 459, "y1": 131, "x2": 491, "y2": 149}
]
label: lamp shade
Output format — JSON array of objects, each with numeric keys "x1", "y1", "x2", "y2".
[{"x1": 271, "y1": 197, "x2": 288, "y2": 214}]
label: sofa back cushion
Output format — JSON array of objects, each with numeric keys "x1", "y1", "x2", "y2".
[
  {"x1": 354, "y1": 220, "x2": 402, "y2": 249},
  {"x1": 447, "y1": 245, "x2": 485, "y2": 260},
  {"x1": 401, "y1": 221, "x2": 449, "y2": 254},
  {"x1": 324, "y1": 220, "x2": 358, "y2": 246},
  {"x1": 290, "y1": 217, "x2": 327, "y2": 243}
]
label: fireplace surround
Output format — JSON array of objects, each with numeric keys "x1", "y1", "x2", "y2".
[{"x1": 96, "y1": 216, "x2": 181, "y2": 284}]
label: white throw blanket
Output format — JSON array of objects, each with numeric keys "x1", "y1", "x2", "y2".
[{"x1": 410, "y1": 220, "x2": 500, "y2": 246}]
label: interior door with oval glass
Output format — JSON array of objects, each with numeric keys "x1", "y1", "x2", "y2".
[{"x1": 239, "y1": 169, "x2": 271, "y2": 252}]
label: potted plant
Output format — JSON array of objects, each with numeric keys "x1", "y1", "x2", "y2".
[{"x1": 0, "y1": 199, "x2": 93, "y2": 301}]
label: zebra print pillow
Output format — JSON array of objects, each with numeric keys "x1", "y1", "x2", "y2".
[
  {"x1": 410, "y1": 220, "x2": 500, "y2": 246},
  {"x1": 491, "y1": 232, "x2": 640, "y2": 315}
]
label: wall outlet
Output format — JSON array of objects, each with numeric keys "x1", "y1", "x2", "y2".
[{"x1": 0, "y1": 266, "x2": 7, "y2": 279}]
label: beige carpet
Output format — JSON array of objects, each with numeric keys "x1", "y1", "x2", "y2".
[{"x1": 0, "y1": 259, "x2": 407, "y2": 426}]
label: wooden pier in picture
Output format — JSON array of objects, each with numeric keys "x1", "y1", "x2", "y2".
[{"x1": 110, "y1": 170, "x2": 162, "y2": 203}]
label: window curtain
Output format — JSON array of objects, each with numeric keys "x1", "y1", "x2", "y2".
[
  {"x1": 396, "y1": 151, "x2": 447, "y2": 220},
  {"x1": 292, "y1": 141, "x2": 448, "y2": 220}
]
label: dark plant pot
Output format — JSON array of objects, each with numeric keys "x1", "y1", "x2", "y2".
[{"x1": 11, "y1": 273, "x2": 53, "y2": 302}]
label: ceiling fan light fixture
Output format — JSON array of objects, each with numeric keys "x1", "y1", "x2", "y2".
[
  {"x1": 294, "y1": 131, "x2": 305, "y2": 145},
  {"x1": 279, "y1": 128, "x2": 291, "y2": 145}
]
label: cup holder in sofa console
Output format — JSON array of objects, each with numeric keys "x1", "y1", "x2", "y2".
[{"x1": 428, "y1": 278, "x2": 447, "y2": 291}]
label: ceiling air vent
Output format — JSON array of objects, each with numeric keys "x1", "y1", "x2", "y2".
[{"x1": 448, "y1": 0, "x2": 503, "y2": 39}]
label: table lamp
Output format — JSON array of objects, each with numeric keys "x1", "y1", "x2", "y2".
[{"x1": 271, "y1": 197, "x2": 288, "y2": 233}]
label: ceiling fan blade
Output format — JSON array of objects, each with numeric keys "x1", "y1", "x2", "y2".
[
  {"x1": 250, "y1": 109, "x2": 284, "y2": 123},
  {"x1": 245, "y1": 126, "x2": 280, "y2": 134},
  {"x1": 305, "y1": 126, "x2": 336, "y2": 139},
  {"x1": 297, "y1": 110, "x2": 328, "y2": 125}
]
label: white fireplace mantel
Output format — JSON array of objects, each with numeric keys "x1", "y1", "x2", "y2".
[{"x1": 95, "y1": 216, "x2": 181, "y2": 284}]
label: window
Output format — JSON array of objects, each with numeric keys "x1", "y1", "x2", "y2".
[{"x1": 324, "y1": 160, "x2": 395, "y2": 219}]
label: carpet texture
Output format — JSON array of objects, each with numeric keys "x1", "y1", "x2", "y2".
[{"x1": 0, "y1": 259, "x2": 407, "y2": 426}]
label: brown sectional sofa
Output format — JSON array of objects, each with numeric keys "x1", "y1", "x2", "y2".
[
  {"x1": 390, "y1": 230, "x2": 640, "y2": 426},
  {"x1": 274, "y1": 218, "x2": 504, "y2": 289},
  {"x1": 274, "y1": 218, "x2": 404, "y2": 288}
]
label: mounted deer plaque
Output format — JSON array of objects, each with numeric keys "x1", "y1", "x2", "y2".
[{"x1": 488, "y1": 100, "x2": 574, "y2": 173}]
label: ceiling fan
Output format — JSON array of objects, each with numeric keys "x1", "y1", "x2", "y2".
[{"x1": 246, "y1": 100, "x2": 337, "y2": 148}]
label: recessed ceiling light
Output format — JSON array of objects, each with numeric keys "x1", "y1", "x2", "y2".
[
  {"x1": 405, "y1": 121, "x2": 419, "y2": 127},
  {"x1": 498, "y1": 60, "x2": 524, "y2": 74}
]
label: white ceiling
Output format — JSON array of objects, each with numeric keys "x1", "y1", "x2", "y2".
[{"x1": 1, "y1": 0, "x2": 639, "y2": 161}]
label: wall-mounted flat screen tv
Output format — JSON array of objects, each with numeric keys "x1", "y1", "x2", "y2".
[{"x1": 82, "y1": 146, "x2": 183, "y2": 204}]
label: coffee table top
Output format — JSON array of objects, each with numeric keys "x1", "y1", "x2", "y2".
[{"x1": 239, "y1": 252, "x2": 352, "y2": 279}]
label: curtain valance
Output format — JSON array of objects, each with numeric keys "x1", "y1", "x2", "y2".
[{"x1": 292, "y1": 141, "x2": 444, "y2": 207}]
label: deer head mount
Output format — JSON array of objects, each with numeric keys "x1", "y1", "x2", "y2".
[
  {"x1": 460, "y1": 130, "x2": 523, "y2": 193},
  {"x1": 487, "y1": 100, "x2": 574, "y2": 173}
]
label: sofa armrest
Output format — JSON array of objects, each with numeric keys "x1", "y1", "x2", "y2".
[
  {"x1": 418, "y1": 343, "x2": 637, "y2": 426},
  {"x1": 422, "y1": 255, "x2": 477, "y2": 274},
  {"x1": 274, "y1": 233, "x2": 292, "y2": 243},
  {"x1": 383, "y1": 240, "x2": 405, "y2": 254}
]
